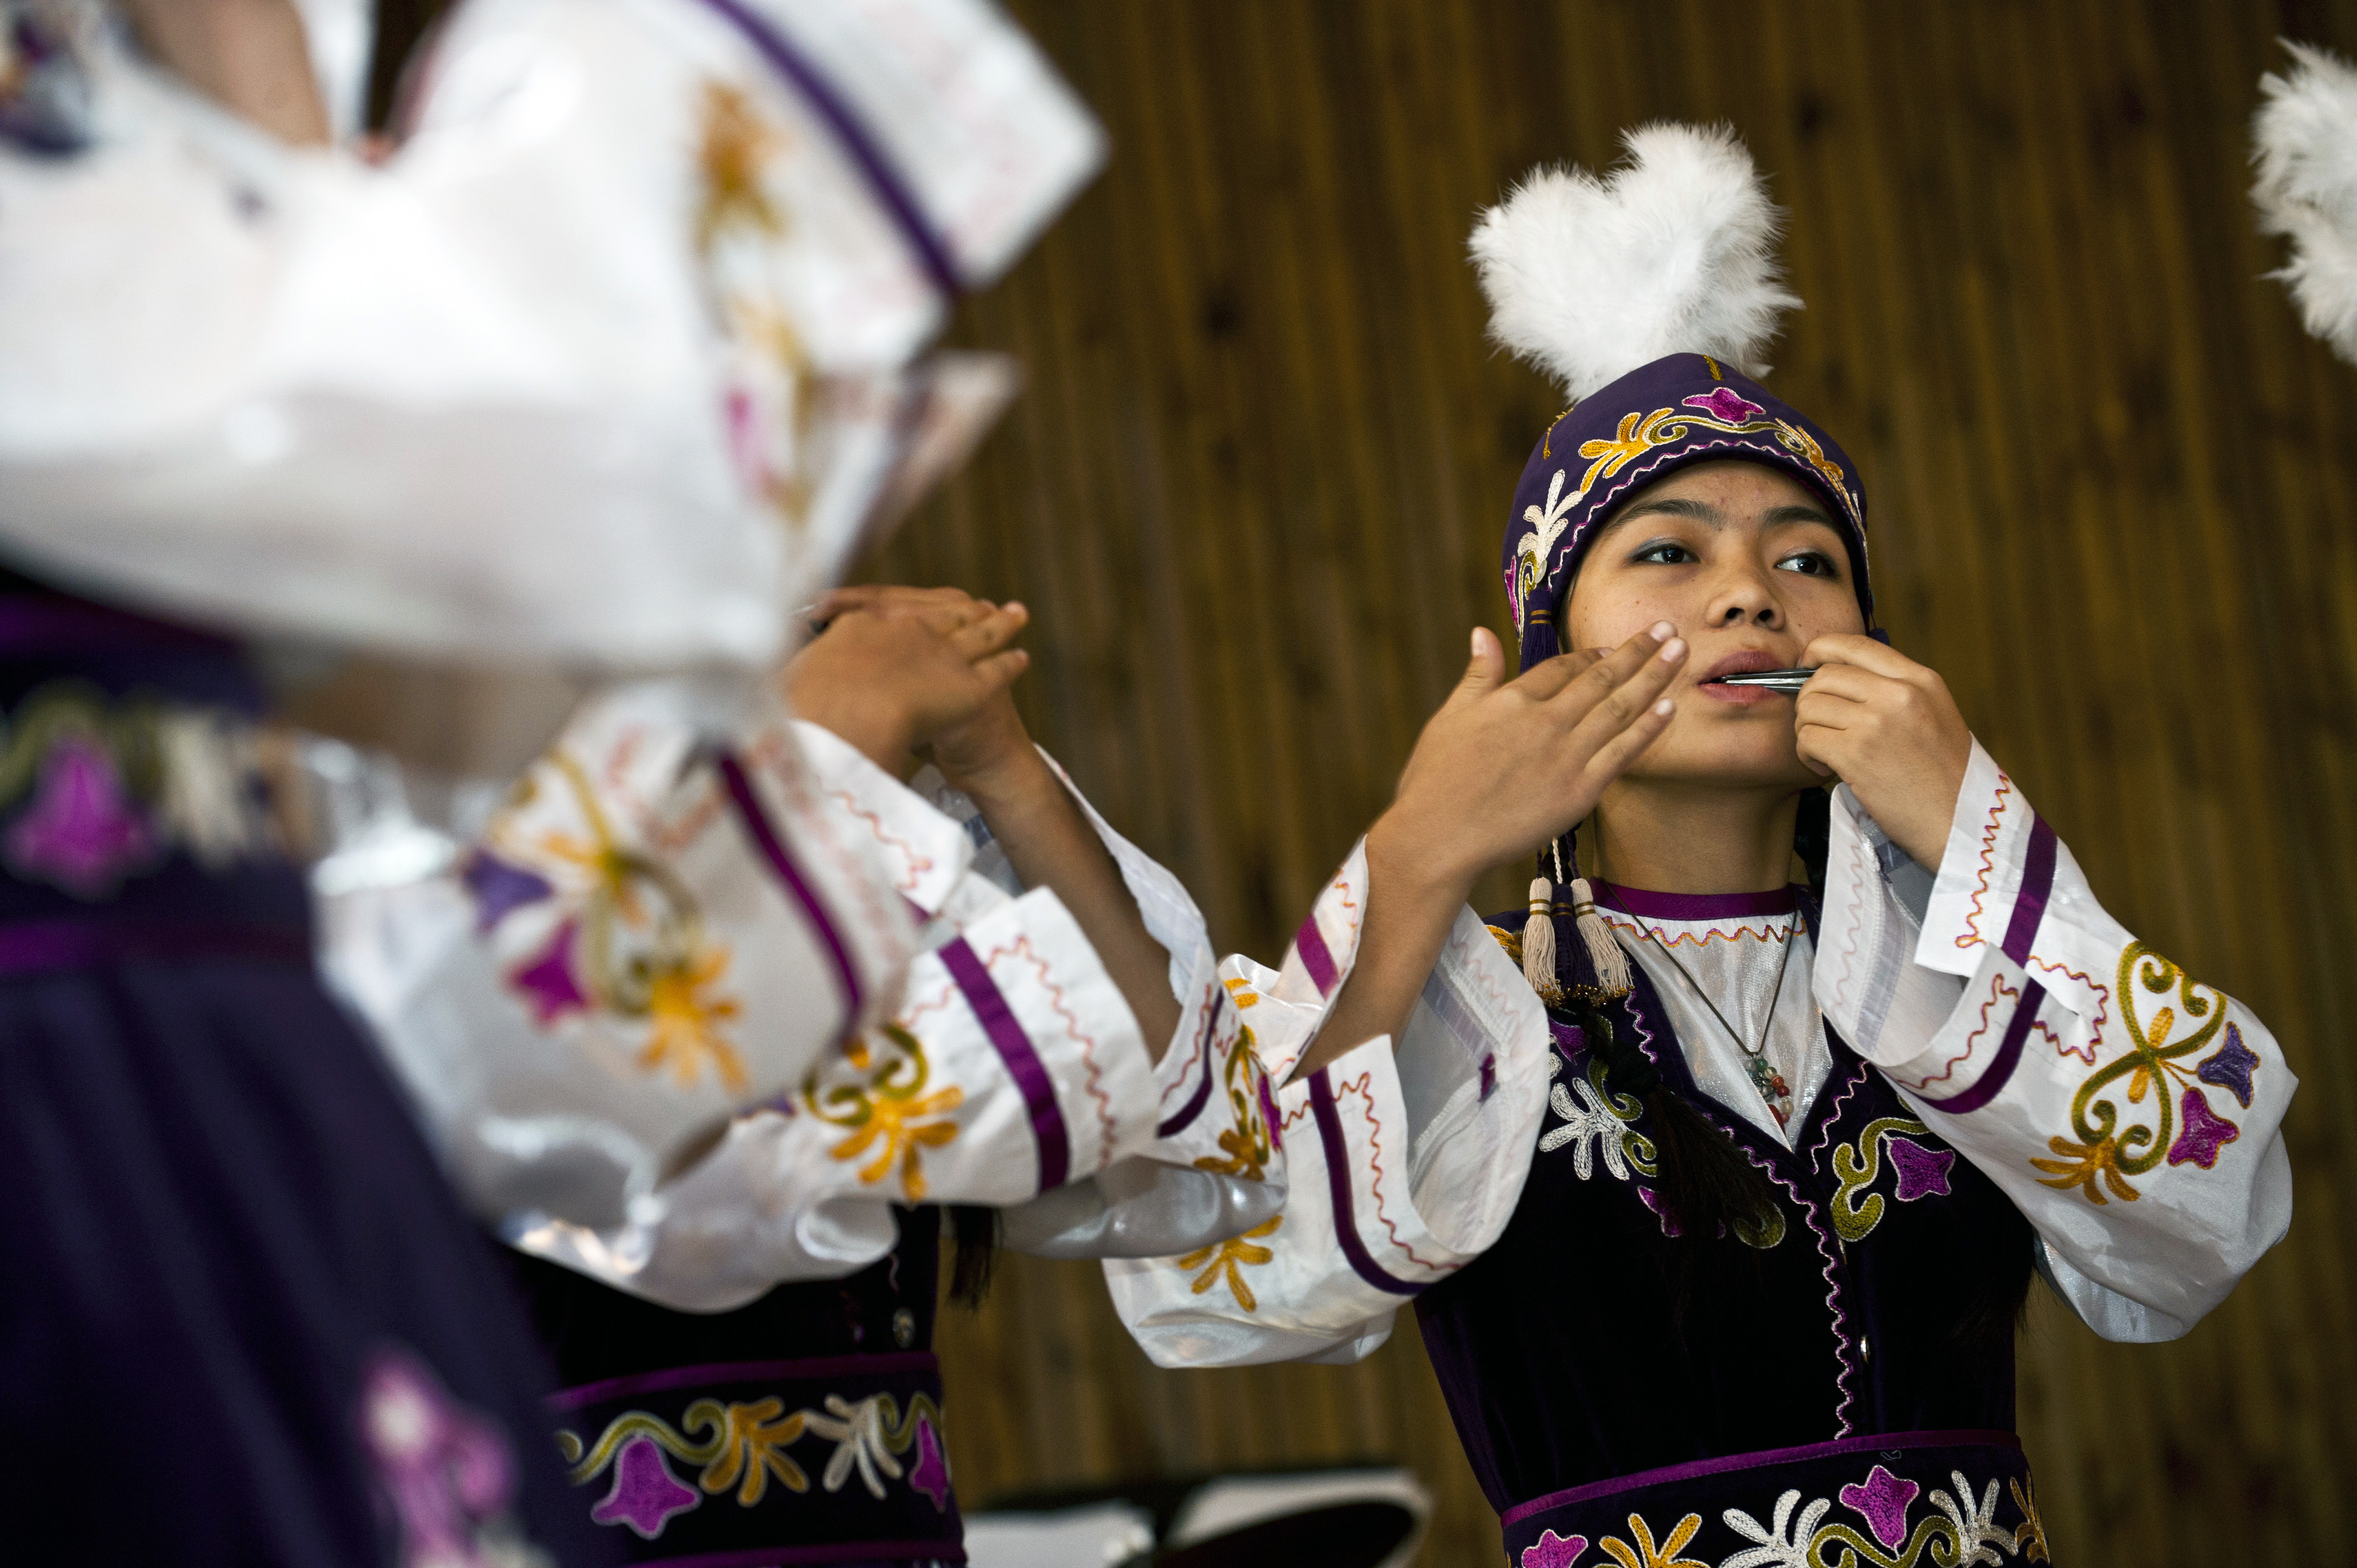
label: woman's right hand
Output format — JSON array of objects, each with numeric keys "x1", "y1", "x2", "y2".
[{"x1": 1373, "y1": 622, "x2": 1689, "y2": 900}]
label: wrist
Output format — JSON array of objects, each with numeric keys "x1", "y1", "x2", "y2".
[
  {"x1": 1365, "y1": 806, "x2": 1481, "y2": 909},
  {"x1": 941, "y1": 738, "x2": 1054, "y2": 808}
]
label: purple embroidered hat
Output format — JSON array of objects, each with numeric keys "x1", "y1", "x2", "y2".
[
  {"x1": 1470, "y1": 125, "x2": 1874, "y2": 674},
  {"x1": 1500, "y1": 354, "x2": 1871, "y2": 671}
]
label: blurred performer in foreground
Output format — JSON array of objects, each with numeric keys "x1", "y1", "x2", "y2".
[
  {"x1": 1093, "y1": 128, "x2": 2296, "y2": 1568},
  {"x1": 0, "y1": 1, "x2": 1283, "y2": 1563}
]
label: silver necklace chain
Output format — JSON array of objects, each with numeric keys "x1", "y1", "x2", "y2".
[{"x1": 1626, "y1": 909, "x2": 1797, "y2": 1060}]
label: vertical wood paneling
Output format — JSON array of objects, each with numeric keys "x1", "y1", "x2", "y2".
[{"x1": 873, "y1": 4, "x2": 2357, "y2": 1562}]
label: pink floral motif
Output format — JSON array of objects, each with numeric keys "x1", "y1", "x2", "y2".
[
  {"x1": 1838, "y1": 1463, "x2": 1918, "y2": 1551},
  {"x1": 1520, "y1": 1528, "x2": 1589, "y2": 1567},
  {"x1": 590, "y1": 1435, "x2": 700, "y2": 1539},
  {"x1": 2196, "y1": 1024, "x2": 2258, "y2": 1109},
  {"x1": 1684, "y1": 387, "x2": 1766, "y2": 424},
  {"x1": 908, "y1": 1414, "x2": 950, "y2": 1511},
  {"x1": 1885, "y1": 1137, "x2": 1955, "y2": 1201},
  {"x1": 510, "y1": 920, "x2": 590, "y2": 1023},
  {"x1": 2166, "y1": 1087, "x2": 2240, "y2": 1169},
  {"x1": 356, "y1": 1347, "x2": 526, "y2": 1568},
  {"x1": 4, "y1": 735, "x2": 157, "y2": 898}
]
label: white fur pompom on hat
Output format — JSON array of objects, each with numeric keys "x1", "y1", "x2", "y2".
[
  {"x1": 2253, "y1": 42, "x2": 2357, "y2": 364},
  {"x1": 1469, "y1": 122, "x2": 1802, "y2": 401}
]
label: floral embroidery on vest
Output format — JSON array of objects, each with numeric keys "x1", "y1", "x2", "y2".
[
  {"x1": 0, "y1": 683, "x2": 285, "y2": 898},
  {"x1": 2031, "y1": 943, "x2": 2244, "y2": 1205},
  {"x1": 557, "y1": 1390, "x2": 950, "y2": 1541},
  {"x1": 357, "y1": 1346, "x2": 550, "y2": 1568},
  {"x1": 1538, "y1": 1050, "x2": 1656, "y2": 1180},
  {"x1": 1596, "y1": 1510, "x2": 1707, "y2": 1568},
  {"x1": 1520, "y1": 1528, "x2": 1588, "y2": 1568},
  {"x1": 1826, "y1": 1116, "x2": 1955, "y2": 1242},
  {"x1": 805, "y1": 1023, "x2": 963, "y2": 1202},
  {"x1": 1720, "y1": 1466, "x2": 2024, "y2": 1568}
]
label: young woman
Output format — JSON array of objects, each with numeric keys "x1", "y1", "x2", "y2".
[{"x1": 1104, "y1": 127, "x2": 2294, "y2": 1567}]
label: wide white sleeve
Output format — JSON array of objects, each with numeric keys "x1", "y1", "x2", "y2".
[
  {"x1": 318, "y1": 685, "x2": 920, "y2": 1234},
  {"x1": 1105, "y1": 842, "x2": 1551, "y2": 1368},
  {"x1": 0, "y1": 0, "x2": 1098, "y2": 665},
  {"x1": 1815, "y1": 741, "x2": 2296, "y2": 1342},
  {"x1": 512, "y1": 733, "x2": 1286, "y2": 1309}
]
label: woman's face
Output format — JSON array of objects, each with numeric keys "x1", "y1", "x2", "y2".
[{"x1": 1563, "y1": 459, "x2": 1866, "y2": 792}]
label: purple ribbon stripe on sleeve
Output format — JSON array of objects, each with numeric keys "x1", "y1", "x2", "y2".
[
  {"x1": 1920, "y1": 978, "x2": 2044, "y2": 1116},
  {"x1": 1923, "y1": 812, "x2": 2059, "y2": 1115},
  {"x1": 938, "y1": 936, "x2": 1071, "y2": 1193},
  {"x1": 2001, "y1": 814, "x2": 2057, "y2": 966},
  {"x1": 718, "y1": 751, "x2": 862, "y2": 1030},
  {"x1": 1295, "y1": 914, "x2": 1340, "y2": 998},
  {"x1": 1309, "y1": 1068, "x2": 1421, "y2": 1297}
]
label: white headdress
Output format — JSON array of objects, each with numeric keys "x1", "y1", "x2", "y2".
[
  {"x1": 2253, "y1": 43, "x2": 2357, "y2": 364},
  {"x1": 1468, "y1": 122, "x2": 1801, "y2": 400}
]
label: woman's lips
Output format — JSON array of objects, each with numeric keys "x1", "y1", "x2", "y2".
[{"x1": 1694, "y1": 648, "x2": 1795, "y2": 706}]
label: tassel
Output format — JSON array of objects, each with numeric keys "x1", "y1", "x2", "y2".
[
  {"x1": 1568, "y1": 877, "x2": 1635, "y2": 998},
  {"x1": 1522, "y1": 877, "x2": 1561, "y2": 1003}
]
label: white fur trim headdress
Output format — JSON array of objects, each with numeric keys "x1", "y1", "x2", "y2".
[
  {"x1": 2253, "y1": 43, "x2": 2357, "y2": 364},
  {"x1": 1469, "y1": 122, "x2": 1802, "y2": 400}
]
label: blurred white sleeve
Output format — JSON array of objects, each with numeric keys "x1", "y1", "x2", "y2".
[{"x1": 0, "y1": 0, "x2": 1099, "y2": 666}]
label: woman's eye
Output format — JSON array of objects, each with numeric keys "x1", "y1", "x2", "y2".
[
  {"x1": 1632, "y1": 541, "x2": 1696, "y2": 566},
  {"x1": 1776, "y1": 551, "x2": 1836, "y2": 577}
]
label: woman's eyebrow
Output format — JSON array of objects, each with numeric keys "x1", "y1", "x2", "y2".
[
  {"x1": 1611, "y1": 496, "x2": 1721, "y2": 527},
  {"x1": 1762, "y1": 503, "x2": 1836, "y2": 527}
]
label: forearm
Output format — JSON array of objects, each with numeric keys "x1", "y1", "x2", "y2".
[
  {"x1": 121, "y1": 0, "x2": 331, "y2": 146},
  {"x1": 1290, "y1": 813, "x2": 1471, "y2": 1082},
  {"x1": 957, "y1": 749, "x2": 1183, "y2": 1058}
]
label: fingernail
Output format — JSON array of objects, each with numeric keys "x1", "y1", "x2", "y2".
[
  {"x1": 1659, "y1": 638, "x2": 1686, "y2": 663},
  {"x1": 1654, "y1": 697, "x2": 1675, "y2": 715},
  {"x1": 1470, "y1": 628, "x2": 1484, "y2": 655},
  {"x1": 1650, "y1": 621, "x2": 1675, "y2": 641}
]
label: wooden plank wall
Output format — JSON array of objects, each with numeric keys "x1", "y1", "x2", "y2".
[{"x1": 869, "y1": 3, "x2": 2357, "y2": 1562}]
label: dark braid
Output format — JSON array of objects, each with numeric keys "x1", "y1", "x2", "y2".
[
  {"x1": 1554, "y1": 994, "x2": 1779, "y2": 1246},
  {"x1": 945, "y1": 1204, "x2": 1000, "y2": 1307}
]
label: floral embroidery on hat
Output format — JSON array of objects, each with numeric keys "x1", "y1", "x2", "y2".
[{"x1": 1684, "y1": 386, "x2": 1765, "y2": 422}]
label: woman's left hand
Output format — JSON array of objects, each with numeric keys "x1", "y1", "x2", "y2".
[{"x1": 1793, "y1": 634, "x2": 1973, "y2": 868}]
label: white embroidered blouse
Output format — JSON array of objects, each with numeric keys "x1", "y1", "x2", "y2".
[{"x1": 1102, "y1": 741, "x2": 2296, "y2": 1366}]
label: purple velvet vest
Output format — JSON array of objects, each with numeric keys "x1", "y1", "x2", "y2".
[{"x1": 1420, "y1": 891, "x2": 2046, "y2": 1566}]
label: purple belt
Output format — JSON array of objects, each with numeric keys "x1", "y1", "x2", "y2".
[
  {"x1": 1501, "y1": 1431, "x2": 2044, "y2": 1568},
  {"x1": 0, "y1": 917, "x2": 311, "y2": 977}
]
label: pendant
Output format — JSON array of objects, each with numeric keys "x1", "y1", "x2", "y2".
[{"x1": 1747, "y1": 1054, "x2": 1793, "y2": 1128}]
